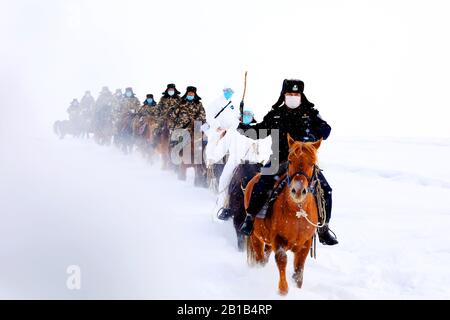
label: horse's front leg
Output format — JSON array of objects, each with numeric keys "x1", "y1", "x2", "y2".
[
  {"x1": 292, "y1": 238, "x2": 313, "y2": 289},
  {"x1": 264, "y1": 244, "x2": 272, "y2": 264},
  {"x1": 249, "y1": 234, "x2": 266, "y2": 265},
  {"x1": 275, "y1": 246, "x2": 288, "y2": 295}
]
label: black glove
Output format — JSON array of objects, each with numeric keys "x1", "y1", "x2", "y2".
[
  {"x1": 304, "y1": 131, "x2": 317, "y2": 142},
  {"x1": 238, "y1": 122, "x2": 250, "y2": 130}
]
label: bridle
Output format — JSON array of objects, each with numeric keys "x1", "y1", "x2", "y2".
[{"x1": 287, "y1": 163, "x2": 317, "y2": 193}]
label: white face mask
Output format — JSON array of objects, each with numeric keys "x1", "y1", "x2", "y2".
[
  {"x1": 285, "y1": 95, "x2": 301, "y2": 109},
  {"x1": 168, "y1": 90, "x2": 175, "y2": 96}
]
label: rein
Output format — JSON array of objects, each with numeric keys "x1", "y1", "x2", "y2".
[
  {"x1": 287, "y1": 165, "x2": 316, "y2": 194},
  {"x1": 285, "y1": 164, "x2": 326, "y2": 229}
]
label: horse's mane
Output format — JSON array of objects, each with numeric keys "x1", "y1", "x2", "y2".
[{"x1": 289, "y1": 141, "x2": 318, "y2": 164}]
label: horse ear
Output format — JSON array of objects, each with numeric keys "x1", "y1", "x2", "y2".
[
  {"x1": 312, "y1": 138, "x2": 323, "y2": 150},
  {"x1": 287, "y1": 133, "x2": 296, "y2": 148}
]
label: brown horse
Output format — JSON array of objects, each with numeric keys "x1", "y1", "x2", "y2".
[
  {"x1": 93, "y1": 110, "x2": 114, "y2": 146},
  {"x1": 114, "y1": 112, "x2": 137, "y2": 154},
  {"x1": 132, "y1": 114, "x2": 159, "y2": 163},
  {"x1": 172, "y1": 123, "x2": 208, "y2": 187},
  {"x1": 54, "y1": 116, "x2": 88, "y2": 139},
  {"x1": 244, "y1": 135, "x2": 322, "y2": 295},
  {"x1": 54, "y1": 120, "x2": 74, "y2": 139},
  {"x1": 157, "y1": 124, "x2": 172, "y2": 170}
]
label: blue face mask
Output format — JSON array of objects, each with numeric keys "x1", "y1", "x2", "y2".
[
  {"x1": 224, "y1": 91, "x2": 233, "y2": 100},
  {"x1": 243, "y1": 114, "x2": 253, "y2": 125},
  {"x1": 186, "y1": 95, "x2": 194, "y2": 101},
  {"x1": 146, "y1": 98, "x2": 153, "y2": 105},
  {"x1": 126, "y1": 91, "x2": 132, "y2": 98}
]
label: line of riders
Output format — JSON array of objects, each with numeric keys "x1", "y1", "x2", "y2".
[{"x1": 55, "y1": 79, "x2": 338, "y2": 248}]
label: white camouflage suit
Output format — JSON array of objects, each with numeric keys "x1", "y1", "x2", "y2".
[{"x1": 204, "y1": 93, "x2": 271, "y2": 214}]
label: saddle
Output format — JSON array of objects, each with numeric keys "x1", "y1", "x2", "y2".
[
  {"x1": 244, "y1": 166, "x2": 322, "y2": 220},
  {"x1": 243, "y1": 172, "x2": 288, "y2": 219}
]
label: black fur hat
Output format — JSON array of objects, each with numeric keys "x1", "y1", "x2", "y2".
[
  {"x1": 162, "y1": 83, "x2": 181, "y2": 96},
  {"x1": 144, "y1": 94, "x2": 157, "y2": 106},
  {"x1": 181, "y1": 86, "x2": 202, "y2": 102},
  {"x1": 124, "y1": 87, "x2": 136, "y2": 98},
  {"x1": 100, "y1": 86, "x2": 110, "y2": 94},
  {"x1": 271, "y1": 79, "x2": 313, "y2": 109},
  {"x1": 283, "y1": 79, "x2": 304, "y2": 94}
]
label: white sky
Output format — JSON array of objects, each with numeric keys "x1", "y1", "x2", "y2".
[{"x1": 1, "y1": 0, "x2": 450, "y2": 138}]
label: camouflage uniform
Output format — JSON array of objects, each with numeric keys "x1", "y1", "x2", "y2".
[
  {"x1": 67, "y1": 99, "x2": 80, "y2": 121},
  {"x1": 137, "y1": 94, "x2": 158, "y2": 117},
  {"x1": 80, "y1": 92, "x2": 96, "y2": 119},
  {"x1": 120, "y1": 96, "x2": 141, "y2": 115},
  {"x1": 111, "y1": 91, "x2": 124, "y2": 122},
  {"x1": 138, "y1": 104, "x2": 158, "y2": 118},
  {"x1": 154, "y1": 96, "x2": 181, "y2": 133},
  {"x1": 170, "y1": 99, "x2": 206, "y2": 131},
  {"x1": 96, "y1": 88, "x2": 113, "y2": 109},
  {"x1": 94, "y1": 88, "x2": 114, "y2": 127}
]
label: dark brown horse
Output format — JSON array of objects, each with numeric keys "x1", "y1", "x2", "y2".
[
  {"x1": 244, "y1": 135, "x2": 322, "y2": 295},
  {"x1": 171, "y1": 123, "x2": 208, "y2": 187},
  {"x1": 54, "y1": 117, "x2": 87, "y2": 139},
  {"x1": 93, "y1": 109, "x2": 114, "y2": 146},
  {"x1": 132, "y1": 114, "x2": 159, "y2": 163},
  {"x1": 228, "y1": 163, "x2": 262, "y2": 251},
  {"x1": 53, "y1": 120, "x2": 74, "y2": 139},
  {"x1": 155, "y1": 122, "x2": 172, "y2": 170},
  {"x1": 114, "y1": 112, "x2": 137, "y2": 154}
]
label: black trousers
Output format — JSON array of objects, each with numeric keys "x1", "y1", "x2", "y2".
[{"x1": 247, "y1": 162, "x2": 332, "y2": 223}]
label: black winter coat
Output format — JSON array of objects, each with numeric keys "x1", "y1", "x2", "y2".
[{"x1": 238, "y1": 99, "x2": 331, "y2": 163}]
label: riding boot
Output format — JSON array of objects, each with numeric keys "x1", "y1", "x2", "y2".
[
  {"x1": 239, "y1": 162, "x2": 283, "y2": 236},
  {"x1": 239, "y1": 201, "x2": 270, "y2": 235},
  {"x1": 217, "y1": 208, "x2": 232, "y2": 221},
  {"x1": 317, "y1": 223, "x2": 338, "y2": 245}
]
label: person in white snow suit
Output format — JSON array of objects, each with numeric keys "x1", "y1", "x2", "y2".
[
  {"x1": 207, "y1": 108, "x2": 271, "y2": 221},
  {"x1": 204, "y1": 86, "x2": 271, "y2": 220}
]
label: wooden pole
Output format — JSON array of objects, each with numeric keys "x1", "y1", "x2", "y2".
[{"x1": 239, "y1": 71, "x2": 248, "y2": 122}]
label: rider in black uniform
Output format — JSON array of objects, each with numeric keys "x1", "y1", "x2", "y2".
[{"x1": 237, "y1": 79, "x2": 338, "y2": 245}]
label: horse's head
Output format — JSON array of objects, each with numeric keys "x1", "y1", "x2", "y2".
[{"x1": 287, "y1": 134, "x2": 322, "y2": 204}]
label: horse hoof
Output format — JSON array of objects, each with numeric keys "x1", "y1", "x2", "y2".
[
  {"x1": 278, "y1": 287, "x2": 288, "y2": 296},
  {"x1": 292, "y1": 272, "x2": 304, "y2": 288},
  {"x1": 278, "y1": 282, "x2": 288, "y2": 296}
]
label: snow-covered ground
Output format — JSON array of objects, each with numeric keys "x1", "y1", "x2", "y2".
[{"x1": 0, "y1": 132, "x2": 449, "y2": 299}]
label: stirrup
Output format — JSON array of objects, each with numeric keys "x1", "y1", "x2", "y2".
[{"x1": 239, "y1": 214, "x2": 254, "y2": 236}]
